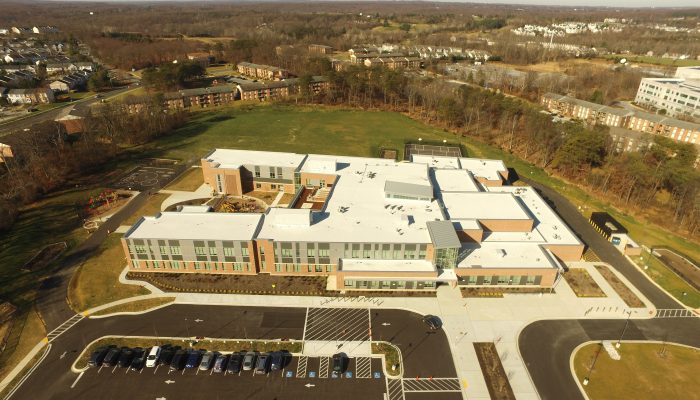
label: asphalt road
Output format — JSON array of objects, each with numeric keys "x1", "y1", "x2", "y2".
[
  {"x1": 35, "y1": 162, "x2": 188, "y2": 331},
  {"x1": 0, "y1": 86, "x2": 136, "y2": 136},
  {"x1": 522, "y1": 178, "x2": 681, "y2": 309},
  {"x1": 519, "y1": 318, "x2": 700, "y2": 400},
  {"x1": 12, "y1": 305, "x2": 457, "y2": 400}
]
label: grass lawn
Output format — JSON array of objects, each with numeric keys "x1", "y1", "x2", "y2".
[
  {"x1": 206, "y1": 65, "x2": 233, "y2": 75},
  {"x1": 107, "y1": 86, "x2": 147, "y2": 103},
  {"x1": 68, "y1": 234, "x2": 149, "y2": 312},
  {"x1": 0, "y1": 307, "x2": 46, "y2": 383},
  {"x1": 122, "y1": 193, "x2": 169, "y2": 225},
  {"x1": 164, "y1": 167, "x2": 204, "y2": 191},
  {"x1": 371, "y1": 342, "x2": 402, "y2": 376},
  {"x1": 574, "y1": 342, "x2": 700, "y2": 400},
  {"x1": 91, "y1": 297, "x2": 176, "y2": 316},
  {"x1": 631, "y1": 250, "x2": 700, "y2": 309}
]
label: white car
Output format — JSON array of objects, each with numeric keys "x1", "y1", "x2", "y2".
[{"x1": 146, "y1": 346, "x2": 161, "y2": 368}]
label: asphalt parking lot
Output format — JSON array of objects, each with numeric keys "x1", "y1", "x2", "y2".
[{"x1": 68, "y1": 355, "x2": 387, "y2": 400}]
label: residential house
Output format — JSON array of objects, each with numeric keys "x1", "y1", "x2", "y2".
[
  {"x1": 49, "y1": 70, "x2": 91, "y2": 93},
  {"x1": 6, "y1": 88, "x2": 55, "y2": 104},
  {"x1": 11, "y1": 27, "x2": 33, "y2": 35},
  {"x1": 55, "y1": 105, "x2": 88, "y2": 134},
  {"x1": 236, "y1": 62, "x2": 289, "y2": 80}
]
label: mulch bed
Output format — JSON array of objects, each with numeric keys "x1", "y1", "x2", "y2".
[
  {"x1": 473, "y1": 342, "x2": 516, "y2": 400},
  {"x1": 562, "y1": 268, "x2": 606, "y2": 297},
  {"x1": 594, "y1": 265, "x2": 645, "y2": 308},
  {"x1": 22, "y1": 242, "x2": 67, "y2": 271},
  {"x1": 460, "y1": 287, "x2": 550, "y2": 298}
]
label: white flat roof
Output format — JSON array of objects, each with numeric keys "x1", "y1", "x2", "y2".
[
  {"x1": 433, "y1": 169, "x2": 481, "y2": 192},
  {"x1": 205, "y1": 149, "x2": 306, "y2": 170},
  {"x1": 257, "y1": 156, "x2": 439, "y2": 243},
  {"x1": 459, "y1": 158, "x2": 507, "y2": 181},
  {"x1": 487, "y1": 186, "x2": 581, "y2": 246},
  {"x1": 126, "y1": 212, "x2": 263, "y2": 241},
  {"x1": 340, "y1": 259, "x2": 436, "y2": 272},
  {"x1": 411, "y1": 154, "x2": 461, "y2": 169},
  {"x1": 458, "y1": 243, "x2": 558, "y2": 270},
  {"x1": 441, "y1": 192, "x2": 531, "y2": 221}
]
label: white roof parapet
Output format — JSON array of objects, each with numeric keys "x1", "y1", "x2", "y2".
[
  {"x1": 125, "y1": 212, "x2": 264, "y2": 241},
  {"x1": 204, "y1": 149, "x2": 307, "y2": 170},
  {"x1": 340, "y1": 258, "x2": 436, "y2": 272},
  {"x1": 265, "y1": 208, "x2": 312, "y2": 228}
]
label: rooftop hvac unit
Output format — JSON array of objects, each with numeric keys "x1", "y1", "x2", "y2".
[{"x1": 496, "y1": 249, "x2": 507, "y2": 258}]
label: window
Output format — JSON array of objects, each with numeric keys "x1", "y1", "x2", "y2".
[
  {"x1": 241, "y1": 247, "x2": 249, "y2": 257},
  {"x1": 209, "y1": 247, "x2": 217, "y2": 255},
  {"x1": 223, "y1": 247, "x2": 235, "y2": 257},
  {"x1": 254, "y1": 166, "x2": 261, "y2": 178},
  {"x1": 131, "y1": 259, "x2": 139, "y2": 268},
  {"x1": 233, "y1": 263, "x2": 242, "y2": 271},
  {"x1": 256, "y1": 183, "x2": 262, "y2": 189},
  {"x1": 306, "y1": 178, "x2": 312, "y2": 186},
  {"x1": 307, "y1": 248, "x2": 316, "y2": 257},
  {"x1": 527, "y1": 275, "x2": 536, "y2": 285},
  {"x1": 382, "y1": 250, "x2": 389, "y2": 259},
  {"x1": 308, "y1": 265, "x2": 313, "y2": 272},
  {"x1": 172, "y1": 261, "x2": 180, "y2": 270},
  {"x1": 194, "y1": 246, "x2": 206, "y2": 256},
  {"x1": 134, "y1": 245, "x2": 147, "y2": 254},
  {"x1": 352, "y1": 249, "x2": 359, "y2": 258},
  {"x1": 159, "y1": 246, "x2": 167, "y2": 254},
  {"x1": 326, "y1": 265, "x2": 332, "y2": 273},
  {"x1": 281, "y1": 248, "x2": 293, "y2": 257},
  {"x1": 275, "y1": 264, "x2": 282, "y2": 272},
  {"x1": 363, "y1": 250, "x2": 371, "y2": 258},
  {"x1": 319, "y1": 179, "x2": 326, "y2": 188},
  {"x1": 294, "y1": 264, "x2": 301, "y2": 272},
  {"x1": 170, "y1": 246, "x2": 181, "y2": 255},
  {"x1": 344, "y1": 280, "x2": 354, "y2": 287},
  {"x1": 404, "y1": 250, "x2": 415, "y2": 259},
  {"x1": 269, "y1": 167, "x2": 276, "y2": 179},
  {"x1": 315, "y1": 265, "x2": 323, "y2": 272},
  {"x1": 393, "y1": 250, "x2": 400, "y2": 259},
  {"x1": 194, "y1": 262, "x2": 201, "y2": 270},
  {"x1": 318, "y1": 249, "x2": 329, "y2": 257}
]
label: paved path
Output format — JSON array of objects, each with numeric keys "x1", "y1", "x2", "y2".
[{"x1": 519, "y1": 318, "x2": 700, "y2": 400}]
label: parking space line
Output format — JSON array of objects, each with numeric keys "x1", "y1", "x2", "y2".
[
  {"x1": 402, "y1": 378, "x2": 462, "y2": 392},
  {"x1": 304, "y1": 308, "x2": 371, "y2": 341},
  {"x1": 355, "y1": 357, "x2": 372, "y2": 379},
  {"x1": 296, "y1": 356, "x2": 308, "y2": 378},
  {"x1": 70, "y1": 372, "x2": 84, "y2": 389},
  {"x1": 319, "y1": 357, "x2": 329, "y2": 379}
]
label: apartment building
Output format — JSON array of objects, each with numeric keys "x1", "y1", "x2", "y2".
[
  {"x1": 236, "y1": 62, "x2": 289, "y2": 81},
  {"x1": 363, "y1": 56, "x2": 422, "y2": 70},
  {"x1": 634, "y1": 66, "x2": 700, "y2": 119},
  {"x1": 6, "y1": 88, "x2": 54, "y2": 104},
  {"x1": 308, "y1": 44, "x2": 333, "y2": 55},
  {"x1": 542, "y1": 92, "x2": 700, "y2": 145},
  {"x1": 123, "y1": 149, "x2": 584, "y2": 291}
]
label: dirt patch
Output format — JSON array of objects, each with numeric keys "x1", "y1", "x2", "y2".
[
  {"x1": 22, "y1": 242, "x2": 67, "y2": 271},
  {"x1": 379, "y1": 148, "x2": 398, "y2": 160},
  {"x1": 563, "y1": 268, "x2": 606, "y2": 297},
  {"x1": 474, "y1": 342, "x2": 515, "y2": 400},
  {"x1": 594, "y1": 265, "x2": 645, "y2": 308},
  {"x1": 244, "y1": 191, "x2": 277, "y2": 205},
  {"x1": 460, "y1": 287, "x2": 549, "y2": 298},
  {"x1": 654, "y1": 249, "x2": 700, "y2": 291},
  {"x1": 216, "y1": 196, "x2": 266, "y2": 213}
]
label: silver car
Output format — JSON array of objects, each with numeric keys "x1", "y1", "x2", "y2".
[
  {"x1": 199, "y1": 351, "x2": 215, "y2": 371},
  {"x1": 242, "y1": 352, "x2": 257, "y2": 371}
]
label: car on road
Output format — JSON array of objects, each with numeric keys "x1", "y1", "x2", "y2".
[
  {"x1": 185, "y1": 350, "x2": 203, "y2": 369},
  {"x1": 146, "y1": 346, "x2": 161, "y2": 368},
  {"x1": 212, "y1": 354, "x2": 228, "y2": 373},
  {"x1": 270, "y1": 351, "x2": 285, "y2": 371},
  {"x1": 332, "y1": 353, "x2": 347, "y2": 373},
  {"x1": 422, "y1": 315, "x2": 442, "y2": 330},
  {"x1": 254, "y1": 353, "x2": 270, "y2": 375},
  {"x1": 130, "y1": 348, "x2": 147, "y2": 371},
  {"x1": 199, "y1": 351, "x2": 215, "y2": 371},
  {"x1": 118, "y1": 347, "x2": 134, "y2": 368},
  {"x1": 102, "y1": 347, "x2": 121, "y2": 367},
  {"x1": 227, "y1": 352, "x2": 243, "y2": 373},
  {"x1": 88, "y1": 346, "x2": 110, "y2": 368},
  {"x1": 242, "y1": 352, "x2": 257, "y2": 371},
  {"x1": 158, "y1": 346, "x2": 177, "y2": 367}
]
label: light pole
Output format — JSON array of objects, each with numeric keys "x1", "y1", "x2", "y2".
[
  {"x1": 616, "y1": 310, "x2": 632, "y2": 348},
  {"x1": 583, "y1": 342, "x2": 603, "y2": 386}
]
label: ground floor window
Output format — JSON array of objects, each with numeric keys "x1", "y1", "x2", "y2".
[{"x1": 275, "y1": 264, "x2": 282, "y2": 272}]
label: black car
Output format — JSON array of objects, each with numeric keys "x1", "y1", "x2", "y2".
[
  {"x1": 254, "y1": 353, "x2": 270, "y2": 375},
  {"x1": 332, "y1": 353, "x2": 347, "y2": 373},
  {"x1": 118, "y1": 347, "x2": 135, "y2": 368},
  {"x1": 270, "y1": 351, "x2": 285, "y2": 371},
  {"x1": 130, "y1": 347, "x2": 147, "y2": 371},
  {"x1": 226, "y1": 352, "x2": 243, "y2": 374},
  {"x1": 170, "y1": 349, "x2": 188, "y2": 371},
  {"x1": 158, "y1": 346, "x2": 178, "y2": 366},
  {"x1": 102, "y1": 347, "x2": 122, "y2": 367},
  {"x1": 422, "y1": 315, "x2": 442, "y2": 330},
  {"x1": 88, "y1": 346, "x2": 110, "y2": 368}
]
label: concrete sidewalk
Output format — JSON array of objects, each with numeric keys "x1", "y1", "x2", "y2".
[{"x1": 159, "y1": 183, "x2": 213, "y2": 211}]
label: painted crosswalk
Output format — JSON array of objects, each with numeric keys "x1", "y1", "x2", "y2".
[
  {"x1": 355, "y1": 357, "x2": 372, "y2": 378},
  {"x1": 655, "y1": 309, "x2": 697, "y2": 318},
  {"x1": 402, "y1": 377, "x2": 461, "y2": 392},
  {"x1": 47, "y1": 314, "x2": 84, "y2": 342},
  {"x1": 304, "y1": 308, "x2": 370, "y2": 341},
  {"x1": 386, "y1": 378, "x2": 405, "y2": 400}
]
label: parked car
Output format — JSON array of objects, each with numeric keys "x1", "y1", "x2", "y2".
[
  {"x1": 199, "y1": 351, "x2": 215, "y2": 371},
  {"x1": 270, "y1": 351, "x2": 285, "y2": 371},
  {"x1": 422, "y1": 315, "x2": 442, "y2": 330},
  {"x1": 332, "y1": 353, "x2": 347, "y2": 373},
  {"x1": 117, "y1": 347, "x2": 134, "y2": 368},
  {"x1": 146, "y1": 346, "x2": 161, "y2": 368},
  {"x1": 102, "y1": 347, "x2": 121, "y2": 367},
  {"x1": 170, "y1": 349, "x2": 188, "y2": 371},
  {"x1": 130, "y1": 348, "x2": 147, "y2": 371},
  {"x1": 242, "y1": 352, "x2": 257, "y2": 371},
  {"x1": 185, "y1": 350, "x2": 203, "y2": 369},
  {"x1": 212, "y1": 354, "x2": 228, "y2": 373},
  {"x1": 254, "y1": 353, "x2": 270, "y2": 375},
  {"x1": 158, "y1": 346, "x2": 177, "y2": 367},
  {"x1": 227, "y1": 352, "x2": 243, "y2": 374},
  {"x1": 88, "y1": 346, "x2": 110, "y2": 368}
]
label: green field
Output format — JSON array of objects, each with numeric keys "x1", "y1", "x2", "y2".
[
  {"x1": 632, "y1": 250, "x2": 700, "y2": 308},
  {"x1": 574, "y1": 342, "x2": 700, "y2": 400}
]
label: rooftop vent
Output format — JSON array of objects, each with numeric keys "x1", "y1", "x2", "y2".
[{"x1": 496, "y1": 249, "x2": 507, "y2": 258}]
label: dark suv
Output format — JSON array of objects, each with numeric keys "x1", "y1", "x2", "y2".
[{"x1": 88, "y1": 347, "x2": 110, "y2": 368}]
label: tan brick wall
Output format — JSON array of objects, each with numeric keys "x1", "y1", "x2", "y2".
[
  {"x1": 252, "y1": 181, "x2": 295, "y2": 193},
  {"x1": 546, "y1": 244, "x2": 585, "y2": 262},
  {"x1": 457, "y1": 229, "x2": 483, "y2": 243},
  {"x1": 299, "y1": 172, "x2": 338, "y2": 186},
  {"x1": 479, "y1": 218, "x2": 533, "y2": 232}
]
